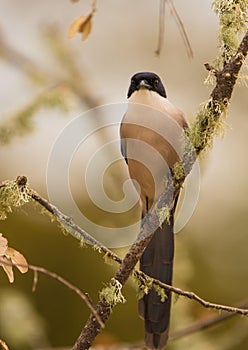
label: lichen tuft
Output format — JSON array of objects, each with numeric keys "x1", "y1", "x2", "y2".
[
  {"x1": 189, "y1": 99, "x2": 227, "y2": 153},
  {"x1": 99, "y1": 279, "x2": 126, "y2": 307},
  {"x1": 0, "y1": 178, "x2": 30, "y2": 220}
]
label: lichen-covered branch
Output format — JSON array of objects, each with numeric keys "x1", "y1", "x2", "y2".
[
  {"x1": 190, "y1": 29, "x2": 248, "y2": 154},
  {"x1": 147, "y1": 274, "x2": 248, "y2": 317},
  {"x1": 0, "y1": 176, "x2": 121, "y2": 265},
  {"x1": 1, "y1": 176, "x2": 248, "y2": 347}
]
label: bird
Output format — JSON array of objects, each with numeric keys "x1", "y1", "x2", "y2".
[{"x1": 120, "y1": 72, "x2": 188, "y2": 349}]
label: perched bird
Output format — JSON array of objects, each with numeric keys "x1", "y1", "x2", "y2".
[{"x1": 120, "y1": 72, "x2": 188, "y2": 349}]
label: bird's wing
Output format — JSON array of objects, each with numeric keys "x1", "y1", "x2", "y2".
[{"x1": 120, "y1": 118, "x2": 128, "y2": 164}]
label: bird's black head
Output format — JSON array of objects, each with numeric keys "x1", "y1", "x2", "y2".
[{"x1": 127, "y1": 72, "x2": 166, "y2": 98}]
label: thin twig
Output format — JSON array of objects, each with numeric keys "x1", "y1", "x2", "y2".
[
  {"x1": 155, "y1": 0, "x2": 193, "y2": 57},
  {"x1": 170, "y1": 300, "x2": 248, "y2": 341},
  {"x1": 155, "y1": 0, "x2": 166, "y2": 55},
  {"x1": 0, "y1": 258, "x2": 104, "y2": 328},
  {"x1": 32, "y1": 269, "x2": 39, "y2": 292},
  {"x1": 148, "y1": 274, "x2": 248, "y2": 316},
  {"x1": 29, "y1": 264, "x2": 105, "y2": 328},
  {"x1": 168, "y1": 0, "x2": 193, "y2": 58}
]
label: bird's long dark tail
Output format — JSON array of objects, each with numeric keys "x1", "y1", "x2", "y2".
[{"x1": 139, "y1": 212, "x2": 175, "y2": 349}]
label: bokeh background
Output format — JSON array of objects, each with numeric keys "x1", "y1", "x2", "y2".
[{"x1": 0, "y1": 0, "x2": 248, "y2": 349}]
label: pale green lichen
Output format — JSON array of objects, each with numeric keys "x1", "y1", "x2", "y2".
[
  {"x1": 56, "y1": 217, "x2": 86, "y2": 248},
  {"x1": 153, "y1": 283, "x2": 167, "y2": 303},
  {"x1": 157, "y1": 205, "x2": 171, "y2": 227},
  {"x1": 93, "y1": 244, "x2": 103, "y2": 254},
  {"x1": 133, "y1": 271, "x2": 167, "y2": 302},
  {"x1": 103, "y1": 252, "x2": 114, "y2": 266},
  {"x1": 212, "y1": 0, "x2": 248, "y2": 66},
  {"x1": 99, "y1": 279, "x2": 126, "y2": 307},
  {"x1": 40, "y1": 206, "x2": 56, "y2": 223},
  {"x1": 132, "y1": 271, "x2": 153, "y2": 298},
  {"x1": 189, "y1": 99, "x2": 226, "y2": 152},
  {"x1": 0, "y1": 179, "x2": 30, "y2": 220},
  {"x1": 173, "y1": 162, "x2": 185, "y2": 181},
  {"x1": 79, "y1": 238, "x2": 85, "y2": 248}
]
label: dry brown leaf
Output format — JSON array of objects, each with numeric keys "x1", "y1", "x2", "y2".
[
  {"x1": 68, "y1": 0, "x2": 96, "y2": 41},
  {"x1": 5, "y1": 247, "x2": 28, "y2": 274},
  {"x1": 0, "y1": 234, "x2": 28, "y2": 282},
  {"x1": 0, "y1": 234, "x2": 8, "y2": 256},
  {"x1": 0, "y1": 256, "x2": 14, "y2": 283},
  {"x1": 68, "y1": 15, "x2": 89, "y2": 39},
  {"x1": 82, "y1": 16, "x2": 92, "y2": 41}
]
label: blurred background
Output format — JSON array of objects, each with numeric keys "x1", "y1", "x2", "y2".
[{"x1": 0, "y1": 0, "x2": 248, "y2": 349}]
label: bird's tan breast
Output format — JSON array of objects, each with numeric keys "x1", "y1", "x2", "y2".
[{"x1": 120, "y1": 90, "x2": 187, "y2": 208}]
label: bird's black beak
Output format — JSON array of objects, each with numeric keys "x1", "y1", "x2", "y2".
[{"x1": 138, "y1": 79, "x2": 152, "y2": 90}]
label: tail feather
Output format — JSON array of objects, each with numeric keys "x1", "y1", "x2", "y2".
[{"x1": 139, "y1": 218, "x2": 174, "y2": 349}]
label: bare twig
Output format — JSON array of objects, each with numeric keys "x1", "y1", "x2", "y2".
[
  {"x1": 167, "y1": 0, "x2": 193, "y2": 58},
  {"x1": 155, "y1": 0, "x2": 166, "y2": 55},
  {"x1": 29, "y1": 264, "x2": 105, "y2": 328},
  {"x1": 155, "y1": 0, "x2": 193, "y2": 57},
  {"x1": 170, "y1": 300, "x2": 248, "y2": 341},
  {"x1": 0, "y1": 258, "x2": 104, "y2": 328}
]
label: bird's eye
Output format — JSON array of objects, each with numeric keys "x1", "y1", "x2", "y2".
[{"x1": 154, "y1": 79, "x2": 159, "y2": 86}]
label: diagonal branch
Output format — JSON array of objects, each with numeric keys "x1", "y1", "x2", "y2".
[
  {"x1": 30, "y1": 186, "x2": 121, "y2": 265},
  {"x1": 170, "y1": 299, "x2": 248, "y2": 341}
]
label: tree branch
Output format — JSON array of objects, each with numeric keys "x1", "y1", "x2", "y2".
[
  {"x1": 4, "y1": 176, "x2": 248, "y2": 315},
  {"x1": 1, "y1": 176, "x2": 248, "y2": 348},
  {"x1": 29, "y1": 187, "x2": 122, "y2": 266}
]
